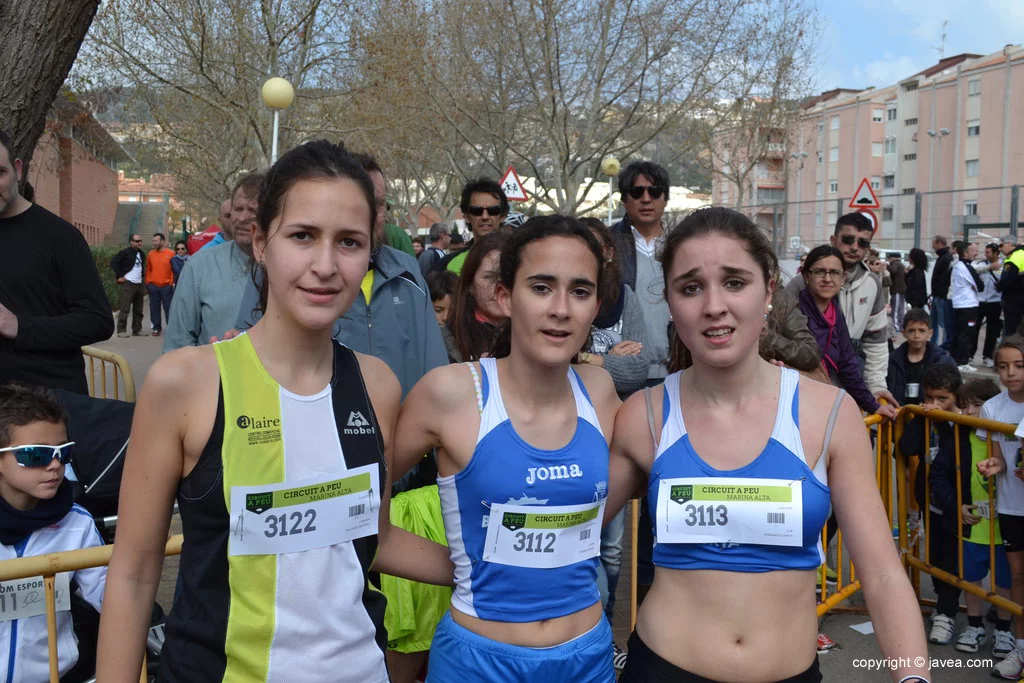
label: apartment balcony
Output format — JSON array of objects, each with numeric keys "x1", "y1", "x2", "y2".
[
  {"x1": 756, "y1": 169, "x2": 786, "y2": 184},
  {"x1": 765, "y1": 142, "x2": 786, "y2": 157}
]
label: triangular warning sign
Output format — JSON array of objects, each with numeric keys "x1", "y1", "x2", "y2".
[
  {"x1": 499, "y1": 166, "x2": 529, "y2": 202},
  {"x1": 848, "y1": 177, "x2": 880, "y2": 209}
]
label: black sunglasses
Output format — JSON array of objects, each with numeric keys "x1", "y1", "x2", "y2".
[
  {"x1": 840, "y1": 234, "x2": 871, "y2": 249},
  {"x1": 626, "y1": 186, "x2": 666, "y2": 200},
  {"x1": 467, "y1": 205, "x2": 503, "y2": 217}
]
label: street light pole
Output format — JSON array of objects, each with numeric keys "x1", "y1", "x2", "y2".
[
  {"x1": 789, "y1": 151, "x2": 808, "y2": 256},
  {"x1": 600, "y1": 156, "x2": 621, "y2": 225},
  {"x1": 261, "y1": 77, "x2": 295, "y2": 164}
]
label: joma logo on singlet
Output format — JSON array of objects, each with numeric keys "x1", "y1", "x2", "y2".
[
  {"x1": 236, "y1": 415, "x2": 281, "y2": 430},
  {"x1": 343, "y1": 411, "x2": 375, "y2": 436},
  {"x1": 525, "y1": 464, "x2": 583, "y2": 485}
]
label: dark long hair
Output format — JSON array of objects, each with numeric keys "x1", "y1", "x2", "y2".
[
  {"x1": 490, "y1": 215, "x2": 605, "y2": 359},
  {"x1": 909, "y1": 247, "x2": 928, "y2": 271},
  {"x1": 253, "y1": 140, "x2": 376, "y2": 314},
  {"x1": 662, "y1": 207, "x2": 778, "y2": 373},
  {"x1": 579, "y1": 217, "x2": 621, "y2": 318},
  {"x1": 802, "y1": 245, "x2": 845, "y2": 285},
  {"x1": 451, "y1": 231, "x2": 510, "y2": 361}
]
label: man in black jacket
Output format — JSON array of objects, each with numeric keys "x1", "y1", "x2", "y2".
[
  {"x1": 931, "y1": 235, "x2": 955, "y2": 349},
  {"x1": 0, "y1": 129, "x2": 115, "y2": 394},
  {"x1": 110, "y1": 234, "x2": 146, "y2": 338}
]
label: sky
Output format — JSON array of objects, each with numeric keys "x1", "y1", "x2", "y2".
[{"x1": 814, "y1": 0, "x2": 1024, "y2": 92}]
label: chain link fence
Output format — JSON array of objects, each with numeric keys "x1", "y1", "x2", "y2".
[{"x1": 734, "y1": 185, "x2": 1021, "y2": 259}]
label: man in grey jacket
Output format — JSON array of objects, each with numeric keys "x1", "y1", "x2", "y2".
[{"x1": 163, "y1": 172, "x2": 263, "y2": 352}]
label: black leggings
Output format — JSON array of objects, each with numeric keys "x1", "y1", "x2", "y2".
[{"x1": 619, "y1": 631, "x2": 822, "y2": 683}]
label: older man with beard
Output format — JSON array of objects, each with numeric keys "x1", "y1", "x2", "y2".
[
  {"x1": 163, "y1": 172, "x2": 263, "y2": 351},
  {"x1": 0, "y1": 129, "x2": 113, "y2": 393}
]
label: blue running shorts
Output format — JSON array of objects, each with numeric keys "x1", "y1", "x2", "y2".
[
  {"x1": 427, "y1": 611, "x2": 615, "y2": 683},
  {"x1": 962, "y1": 540, "x2": 1011, "y2": 587}
]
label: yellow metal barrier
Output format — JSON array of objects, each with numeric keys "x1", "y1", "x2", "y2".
[
  {"x1": 82, "y1": 345, "x2": 136, "y2": 402},
  {"x1": 0, "y1": 536, "x2": 182, "y2": 683},
  {"x1": 626, "y1": 405, "x2": 1023, "y2": 629}
]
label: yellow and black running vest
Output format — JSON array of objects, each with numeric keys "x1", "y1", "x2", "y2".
[{"x1": 159, "y1": 334, "x2": 389, "y2": 682}]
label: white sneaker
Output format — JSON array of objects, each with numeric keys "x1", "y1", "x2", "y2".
[
  {"x1": 959, "y1": 364, "x2": 978, "y2": 373},
  {"x1": 929, "y1": 613, "x2": 956, "y2": 644},
  {"x1": 955, "y1": 624, "x2": 986, "y2": 653},
  {"x1": 993, "y1": 646, "x2": 1024, "y2": 679},
  {"x1": 993, "y1": 629, "x2": 1016, "y2": 659},
  {"x1": 984, "y1": 358, "x2": 995, "y2": 368}
]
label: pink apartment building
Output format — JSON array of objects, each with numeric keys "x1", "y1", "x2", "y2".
[{"x1": 712, "y1": 45, "x2": 1024, "y2": 252}]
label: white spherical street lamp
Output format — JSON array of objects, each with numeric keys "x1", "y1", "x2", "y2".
[
  {"x1": 601, "y1": 156, "x2": 620, "y2": 224},
  {"x1": 261, "y1": 77, "x2": 295, "y2": 163}
]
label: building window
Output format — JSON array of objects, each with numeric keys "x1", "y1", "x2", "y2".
[
  {"x1": 966, "y1": 159, "x2": 980, "y2": 177},
  {"x1": 872, "y1": 142, "x2": 884, "y2": 157},
  {"x1": 901, "y1": 221, "x2": 915, "y2": 230},
  {"x1": 817, "y1": 151, "x2": 823, "y2": 164},
  {"x1": 829, "y1": 180, "x2": 838, "y2": 193},
  {"x1": 829, "y1": 147, "x2": 839, "y2": 162},
  {"x1": 905, "y1": 118, "x2": 918, "y2": 126},
  {"x1": 757, "y1": 188, "x2": 786, "y2": 204},
  {"x1": 815, "y1": 212, "x2": 823, "y2": 228},
  {"x1": 887, "y1": 107, "x2": 897, "y2": 121},
  {"x1": 884, "y1": 175, "x2": 895, "y2": 189},
  {"x1": 721, "y1": 186, "x2": 729, "y2": 203},
  {"x1": 968, "y1": 79, "x2": 981, "y2": 96},
  {"x1": 872, "y1": 109, "x2": 884, "y2": 123},
  {"x1": 883, "y1": 206, "x2": 894, "y2": 221},
  {"x1": 903, "y1": 81, "x2": 919, "y2": 92},
  {"x1": 967, "y1": 122, "x2": 980, "y2": 137},
  {"x1": 965, "y1": 201, "x2": 978, "y2": 216},
  {"x1": 830, "y1": 116, "x2": 840, "y2": 130},
  {"x1": 818, "y1": 121, "x2": 824, "y2": 133},
  {"x1": 902, "y1": 188, "x2": 916, "y2": 195},
  {"x1": 871, "y1": 176, "x2": 881, "y2": 190},
  {"x1": 904, "y1": 153, "x2": 917, "y2": 161},
  {"x1": 816, "y1": 182, "x2": 823, "y2": 198},
  {"x1": 885, "y1": 138, "x2": 897, "y2": 154}
]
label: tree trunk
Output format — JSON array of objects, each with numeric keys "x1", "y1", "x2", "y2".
[{"x1": 0, "y1": 0, "x2": 100, "y2": 182}]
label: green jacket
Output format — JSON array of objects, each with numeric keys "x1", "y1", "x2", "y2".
[{"x1": 385, "y1": 223, "x2": 415, "y2": 257}]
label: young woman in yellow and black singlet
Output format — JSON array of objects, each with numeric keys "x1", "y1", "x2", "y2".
[{"x1": 97, "y1": 140, "x2": 454, "y2": 683}]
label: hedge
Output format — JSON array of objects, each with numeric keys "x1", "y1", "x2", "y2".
[{"x1": 90, "y1": 244, "x2": 123, "y2": 312}]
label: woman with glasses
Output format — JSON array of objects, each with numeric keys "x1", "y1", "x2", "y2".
[
  {"x1": 797, "y1": 245, "x2": 897, "y2": 420},
  {"x1": 170, "y1": 240, "x2": 189, "y2": 285}
]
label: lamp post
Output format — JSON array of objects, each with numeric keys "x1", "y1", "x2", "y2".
[
  {"x1": 600, "y1": 156, "x2": 620, "y2": 225},
  {"x1": 789, "y1": 151, "x2": 808, "y2": 255},
  {"x1": 262, "y1": 77, "x2": 295, "y2": 163},
  {"x1": 926, "y1": 127, "x2": 950, "y2": 238}
]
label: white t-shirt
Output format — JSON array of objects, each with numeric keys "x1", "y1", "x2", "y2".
[
  {"x1": 125, "y1": 251, "x2": 143, "y2": 284},
  {"x1": 978, "y1": 391, "x2": 1024, "y2": 515}
]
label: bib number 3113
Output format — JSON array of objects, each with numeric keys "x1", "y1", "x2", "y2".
[{"x1": 483, "y1": 500, "x2": 604, "y2": 569}]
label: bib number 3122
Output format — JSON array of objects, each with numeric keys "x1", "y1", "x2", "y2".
[{"x1": 264, "y1": 509, "x2": 318, "y2": 538}]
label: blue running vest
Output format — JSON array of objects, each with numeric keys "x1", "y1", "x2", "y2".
[
  {"x1": 438, "y1": 358, "x2": 609, "y2": 621},
  {"x1": 649, "y1": 367, "x2": 831, "y2": 572}
]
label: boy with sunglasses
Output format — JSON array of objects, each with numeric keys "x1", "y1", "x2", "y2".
[
  {"x1": 0, "y1": 382, "x2": 106, "y2": 682},
  {"x1": 787, "y1": 212, "x2": 900, "y2": 412}
]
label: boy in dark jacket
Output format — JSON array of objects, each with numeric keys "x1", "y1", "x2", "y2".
[
  {"x1": 888, "y1": 308, "x2": 956, "y2": 406},
  {"x1": 900, "y1": 363, "x2": 963, "y2": 646}
]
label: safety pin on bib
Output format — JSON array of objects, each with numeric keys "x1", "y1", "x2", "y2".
[{"x1": 234, "y1": 511, "x2": 244, "y2": 541}]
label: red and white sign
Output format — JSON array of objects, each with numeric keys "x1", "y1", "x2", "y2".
[
  {"x1": 858, "y1": 209, "x2": 879, "y2": 236},
  {"x1": 848, "y1": 177, "x2": 881, "y2": 210},
  {"x1": 499, "y1": 166, "x2": 529, "y2": 202}
]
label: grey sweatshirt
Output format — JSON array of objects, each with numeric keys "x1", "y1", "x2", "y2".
[{"x1": 589, "y1": 285, "x2": 654, "y2": 397}]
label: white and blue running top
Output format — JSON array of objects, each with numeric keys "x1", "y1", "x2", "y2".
[{"x1": 438, "y1": 357, "x2": 609, "y2": 622}]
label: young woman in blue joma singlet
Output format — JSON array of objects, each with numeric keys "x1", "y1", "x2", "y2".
[
  {"x1": 606, "y1": 207, "x2": 929, "y2": 683},
  {"x1": 394, "y1": 215, "x2": 621, "y2": 682},
  {"x1": 97, "y1": 140, "x2": 453, "y2": 683}
]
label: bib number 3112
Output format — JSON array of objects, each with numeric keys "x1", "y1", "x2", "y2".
[{"x1": 483, "y1": 500, "x2": 604, "y2": 569}]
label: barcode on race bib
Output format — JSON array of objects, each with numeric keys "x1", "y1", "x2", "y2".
[
  {"x1": 767, "y1": 512, "x2": 785, "y2": 524},
  {"x1": 579, "y1": 529, "x2": 591, "y2": 541},
  {"x1": 349, "y1": 504, "x2": 366, "y2": 517}
]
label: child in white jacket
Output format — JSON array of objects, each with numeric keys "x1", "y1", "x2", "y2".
[{"x1": 0, "y1": 382, "x2": 105, "y2": 683}]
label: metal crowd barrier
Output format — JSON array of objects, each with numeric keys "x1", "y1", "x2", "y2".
[
  {"x1": 0, "y1": 536, "x2": 183, "y2": 683},
  {"x1": 82, "y1": 345, "x2": 136, "y2": 402},
  {"x1": 627, "y1": 406, "x2": 1023, "y2": 630}
]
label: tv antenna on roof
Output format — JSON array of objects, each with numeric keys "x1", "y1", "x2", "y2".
[{"x1": 935, "y1": 20, "x2": 948, "y2": 60}]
